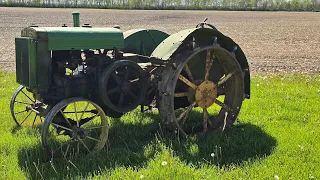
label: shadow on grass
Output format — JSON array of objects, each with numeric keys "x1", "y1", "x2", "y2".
[
  {"x1": 17, "y1": 111, "x2": 276, "y2": 179},
  {"x1": 11, "y1": 124, "x2": 42, "y2": 134}
]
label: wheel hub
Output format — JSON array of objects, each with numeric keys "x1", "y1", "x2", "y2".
[
  {"x1": 121, "y1": 81, "x2": 132, "y2": 93},
  {"x1": 26, "y1": 101, "x2": 43, "y2": 112},
  {"x1": 195, "y1": 80, "x2": 217, "y2": 108},
  {"x1": 72, "y1": 126, "x2": 86, "y2": 140}
]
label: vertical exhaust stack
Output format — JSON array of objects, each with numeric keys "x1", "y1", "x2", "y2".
[{"x1": 72, "y1": 12, "x2": 80, "y2": 27}]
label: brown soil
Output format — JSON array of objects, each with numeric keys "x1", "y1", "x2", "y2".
[{"x1": 1, "y1": 7, "x2": 320, "y2": 73}]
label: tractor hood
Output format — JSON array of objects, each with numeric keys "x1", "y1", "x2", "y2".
[{"x1": 21, "y1": 27, "x2": 124, "y2": 50}]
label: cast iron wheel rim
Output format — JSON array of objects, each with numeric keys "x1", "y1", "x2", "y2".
[
  {"x1": 10, "y1": 85, "x2": 44, "y2": 127},
  {"x1": 41, "y1": 97, "x2": 109, "y2": 157},
  {"x1": 99, "y1": 60, "x2": 147, "y2": 113},
  {"x1": 158, "y1": 45, "x2": 244, "y2": 135}
]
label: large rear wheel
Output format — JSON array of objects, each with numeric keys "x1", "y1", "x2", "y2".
[{"x1": 158, "y1": 45, "x2": 244, "y2": 136}]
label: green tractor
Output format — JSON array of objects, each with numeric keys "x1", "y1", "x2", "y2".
[{"x1": 10, "y1": 12, "x2": 250, "y2": 156}]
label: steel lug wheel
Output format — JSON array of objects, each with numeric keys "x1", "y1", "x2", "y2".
[
  {"x1": 10, "y1": 85, "x2": 45, "y2": 127},
  {"x1": 41, "y1": 97, "x2": 109, "y2": 157},
  {"x1": 158, "y1": 45, "x2": 244, "y2": 136}
]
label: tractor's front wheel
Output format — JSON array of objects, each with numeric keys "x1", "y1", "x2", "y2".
[
  {"x1": 41, "y1": 97, "x2": 109, "y2": 157},
  {"x1": 10, "y1": 85, "x2": 45, "y2": 127}
]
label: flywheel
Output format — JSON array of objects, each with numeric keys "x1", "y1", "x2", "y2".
[{"x1": 99, "y1": 60, "x2": 147, "y2": 113}]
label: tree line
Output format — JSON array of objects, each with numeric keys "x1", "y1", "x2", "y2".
[{"x1": 1, "y1": 0, "x2": 319, "y2": 11}]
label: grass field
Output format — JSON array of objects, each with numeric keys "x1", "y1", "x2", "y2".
[
  {"x1": 0, "y1": 70, "x2": 319, "y2": 179},
  {"x1": 1, "y1": 7, "x2": 320, "y2": 179}
]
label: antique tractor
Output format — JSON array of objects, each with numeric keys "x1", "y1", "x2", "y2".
[{"x1": 10, "y1": 12, "x2": 250, "y2": 156}]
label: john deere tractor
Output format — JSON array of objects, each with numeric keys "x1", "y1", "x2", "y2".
[{"x1": 10, "y1": 12, "x2": 250, "y2": 156}]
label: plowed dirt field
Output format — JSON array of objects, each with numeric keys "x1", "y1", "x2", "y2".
[{"x1": 1, "y1": 7, "x2": 320, "y2": 73}]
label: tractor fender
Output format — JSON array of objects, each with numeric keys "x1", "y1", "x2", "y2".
[
  {"x1": 151, "y1": 27, "x2": 250, "y2": 99},
  {"x1": 123, "y1": 29, "x2": 169, "y2": 63}
]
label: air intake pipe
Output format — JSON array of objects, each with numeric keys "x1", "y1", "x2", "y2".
[{"x1": 72, "y1": 12, "x2": 80, "y2": 27}]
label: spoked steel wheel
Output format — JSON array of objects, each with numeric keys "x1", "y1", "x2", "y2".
[
  {"x1": 10, "y1": 85, "x2": 44, "y2": 127},
  {"x1": 41, "y1": 98, "x2": 109, "y2": 157},
  {"x1": 158, "y1": 45, "x2": 244, "y2": 136}
]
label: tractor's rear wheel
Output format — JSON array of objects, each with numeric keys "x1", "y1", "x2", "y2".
[
  {"x1": 158, "y1": 45, "x2": 244, "y2": 135},
  {"x1": 41, "y1": 97, "x2": 109, "y2": 157}
]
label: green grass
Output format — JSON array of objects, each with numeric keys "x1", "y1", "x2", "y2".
[{"x1": 0, "y1": 70, "x2": 320, "y2": 179}]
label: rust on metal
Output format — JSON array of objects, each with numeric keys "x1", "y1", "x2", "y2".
[
  {"x1": 184, "y1": 64, "x2": 194, "y2": 82},
  {"x1": 203, "y1": 108, "x2": 209, "y2": 132},
  {"x1": 195, "y1": 80, "x2": 217, "y2": 108},
  {"x1": 178, "y1": 74, "x2": 197, "y2": 89},
  {"x1": 217, "y1": 71, "x2": 235, "y2": 87},
  {"x1": 174, "y1": 92, "x2": 188, "y2": 97},
  {"x1": 205, "y1": 50, "x2": 215, "y2": 80},
  {"x1": 215, "y1": 99, "x2": 234, "y2": 112},
  {"x1": 176, "y1": 101, "x2": 196, "y2": 122}
]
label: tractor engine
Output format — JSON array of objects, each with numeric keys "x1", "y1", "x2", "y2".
[
  {"x1": 39, "y1": 48, "x2": 145, "y2": 118},
  {"x1": 41, "y1": 49, "x2": 109, "y2": 103}
]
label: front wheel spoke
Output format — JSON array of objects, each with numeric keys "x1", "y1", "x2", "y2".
[
  {"x1": 63, "y1": 110, "x2": 94, "y2": 114},
  {"x1": 19, "y1": 111, "x2": 32, "y2": 125},
  {"x1": 15, "y1": 101, "x2": 32, "y2": 105},
  {"x1": 178, "y1": 74, "x2": 197, "y2": 90},
  {"x1": 74, "y1": 103, "x2": 78, "y2": 122},
  {"x1": 20, "y1": 90, "x2": 34, "y2": 102},
  {"x1": 215, "y1": 99, "x2": 234, "y2": 112},
  {"x1": 59, "y1": 110, "x2": 72, "y2": 127},
  {"x1": 64, "y1": 144, "x2": 70, "y2": 157},
  {"x1": 86, "y1": 136, "x2": 101, "y2": 142},
  {"x1": 107, "y1": 87, "x2": 120, "y2": 95},
  {"x1": 88, "y1": 112, "x2": 101, "y2": 122},
  {"x1": 79, "y1": 139, "x2": 91, "y2": 153},
  {"x1": 15, "y1": 110, "x2": 27, "y2": 114},
  {"x1": 79, "y1": 102, "x2": 90, "y2": 121},
  {"x1": 218, "y1": 71, "x2": 236, "y2": 87},
  {"x1": 80, "y1": 112, "x2": 101, "y2": 127},
  {"x1": 51, "y1": 123, "x2": 73, "y2": 132},
  {"x1": 174, "y1": 92, "x2": 188, "y2": 97},
  {"x1": 53, "y1": 139, "x2": 72, "y2": 154},
  {"x1": 84, "y1": 125, "x2": 105, "y2": 130},
  {"x1": 205, "y1": 49, "x2": 215, "y2": 80}
]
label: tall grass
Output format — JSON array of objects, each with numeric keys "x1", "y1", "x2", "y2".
[{"x1": 0, "y1": 0, "x2": 320, "y2": 11}]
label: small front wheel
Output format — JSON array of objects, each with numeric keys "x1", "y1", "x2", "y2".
[
  {"x1": 10, "y1": 85, "x2": 44, "y2": 127},
  {"x1": 41, "y1": 97, "x2": 109, "y2": 157}
]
